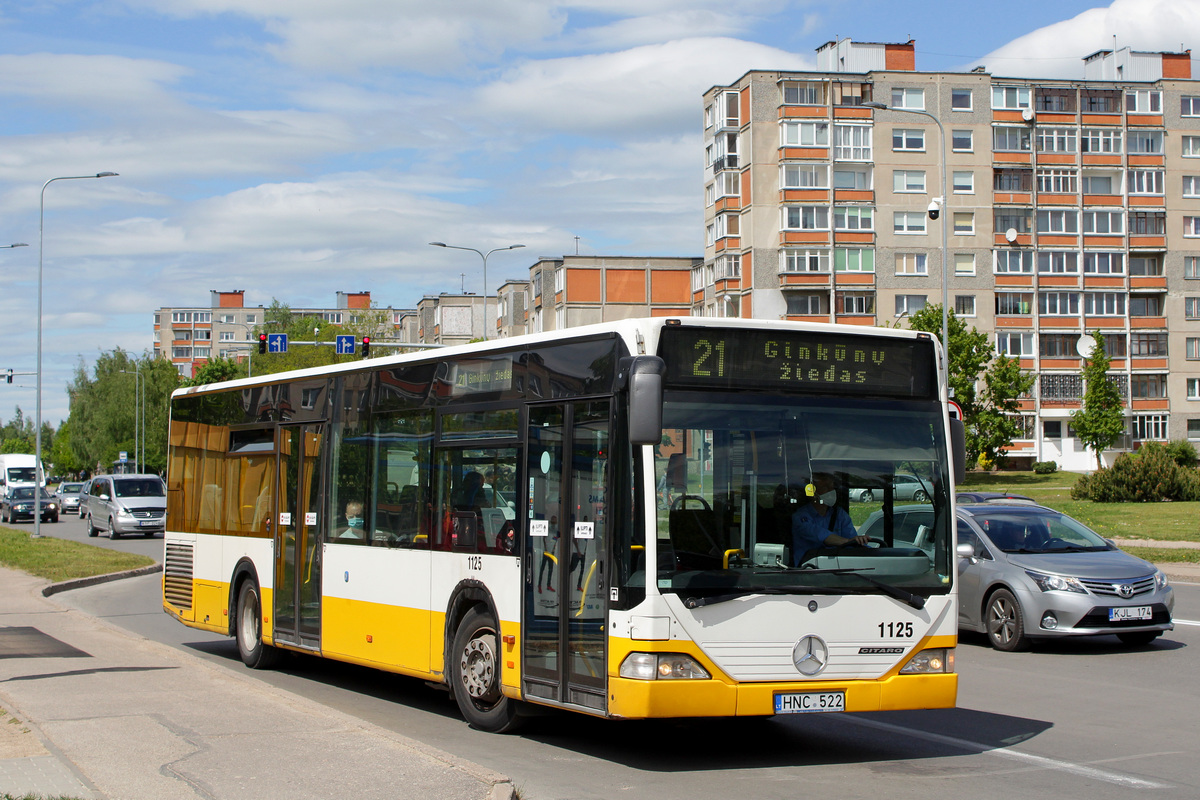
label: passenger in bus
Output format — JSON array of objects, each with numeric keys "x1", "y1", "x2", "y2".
[
  {"x1": 791, "y1": 473, "x2": 869, "y2": 565},
  {"x1": 455, "y1": 471, "x2": 485, "y2": 512},
  {"x1": 337, "y1": 500, "x2": 366, "y2": 540}
]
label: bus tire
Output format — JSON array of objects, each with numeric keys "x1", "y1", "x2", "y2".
[
  {"x1": 451, "y1": 607, "x2": 521, "y2": 733},
  {"x1": 236, "y1": 580, "x2": 279, "y2": 670}
]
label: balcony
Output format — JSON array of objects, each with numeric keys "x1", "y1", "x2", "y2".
[{"x1": 712, "y1": 155, "x2": 738, "y2": 173}]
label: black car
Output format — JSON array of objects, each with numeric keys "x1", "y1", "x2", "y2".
[
  {"x1": 1, "y1": 486, "x2": 60, "y2": 523},
  {"x1": 956, "y1": 491, "x2": 1035, "y2": 505}
]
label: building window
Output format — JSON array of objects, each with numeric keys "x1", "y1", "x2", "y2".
[
  {"x1": 833, "y1": 81, "x2": 872, "y2": 107},
  {"x1": 245, "y1": 314, "x2": 256, "y2": 324},
  {"x1": 892, "y1": 128, "x2": 925, "y2": 152},
  {"x1": 955, "y1": 253, "x2": 976, "y2": 275},
  {"x1": 172, "y1": 347, "x2": 192, "y2": 358},
  {"x1": 952, "y1": 130, "x2": 973, "y2": 151},
  {"x1": 1102, "y1": 334, "x2": 1126, "y2": 358},
  {"x1": 992, "y1": 86, "x2": 1031, "y2": 109},
  {"x1": 952, "y1": 89, "x2": 973, "y2": 110},
  {"x1": 955, "y1": 295, "x2": 976, "y2": 316},
  {"x1": 1190, "y1": 380, "x2": 1200, "y2": 401},
  {"x1": 893, "y1": 212, "x2": 927, "y2": 234},
  {"x1": 1129, "y1": 212, "x2": 1166, "y2": 235},
  {"x1": 715, "y1": 253, "x2": 741, "y2": 279},
  {"x1": 1128, "y1": 256, "x2": 1162, "y2": 276},
  {"x1": 1186, "y1": 217, "x2": 1200, "y2": 238},
  {"x1": 994, "y1": 169, "x2": 1033, "y2": 192},
  {"x1": 194, "y1": 330, "x2": 211, "y2": 341},
  {"x1": 781, "y1": 163, "x2": 829, "y2": 188},
  {"x1": 1083, "y1": 252, "x2": 1124, "y2": 274},
  {"x1": 997, "y1": 332, "x2": 1034, "y2": 357},
  {"x1": 1187, "y1": 257, "x2": 1200, "y2": 279},
  {"x1": 1133, "y1": 415, "x2": 1168, "y2": 441},
  {"x1": 1038, "y1": 251, "x2": 1078, "y2": 274},
  {"x1": 995, "y1": 250, "x2": 1034, "y2": 274},
  {"x1": 1182, "y1": 96, "x2": 1200, "y2": 117},
  {"x1": 1083, "y1": 292, "x2": 1125, "y2": 316},
  {"x1": 834, "y1": 206, "x2": 873, "y2": 231},
  {"x1": 783, "y1": 81, "x2": 826, "y2": 105},
  {"x1": 1127, "y1": 130, "x2": 1164, "y2": 155},
  {"x1": 1130, "y1": 333, "x2": 1168, "y2": 356},
  {"x1": 1037, "y1": 87, "x2": 1076, "y2": 112},
  {"x1": 783, "y1": 206, "x2": 830, "y2": 230},
  {"x1": 994, "y1": 126, "x2": 1031, "y2": 152},
  {"x1": 1036, "y1": 127, "x2": 1077, "y2": 153},
  {"x1": 1184, "y1": 136, "x2": 1200, "y2": 157},
  {"x1": 1082, "y1": 172, "x2": 1117, "y2": 194},
  {"x1": 785, "y1": 292, "x2": 826, "y2": 315},
  {"x1": 1187, "y1": 338, "x2": 1200, "y2": 360},
  {"x1": 783, "y1": 249, "x2": 831, "y2": 273},
  {"x1": 1187, "y1": 297, "x2": 1200, "y2": 319},
  {"x1": 1043, "y1": 420, "x2": 1063, "y2": 439},
  {"x1": 891, "y1": 87, "x2": 924, "y2": 109},
  {"x1": 893, "y1": 170, "x2": 926, "y2": 193},
  {"x1": 1127, "y1": 169, "x2": 1164, "y2": 195},
  {"x1": 996, "y1": 293, "x2": 1033, "y2": 315},
  {"x1": 839, "y1": 292, "x2": 875, "y2": 314},
  {"x1": 834, "y1": 125, "x2": 872, "y2": 160},
  {"x1": 995, "y1": 210, "x2": 1033, "y2": 234},
  {"x1": 782, "y1": 121, "x2": 830, "y2": 147},
  {"x1": 554, "y1": 268, "x2": 565, "y2": 293},
  {"x1": 896, "y1": 253, "x2": 928, "y2": 275},
  {"x1": 1037, "y1": 168, "x2": 1077, "y2": 194},
  {"x1": 1128, "y1": 376, "x2": 1166, "y2": 400},
  {"x1": 1125, "y1": 89, "x2": 1161, "y2": 114},
  {"x1": 1039, "y1": 292, "x2": 1080, "y2": 315},
  {"x1": 1037, "y1": 209, "x2": 1078, "y2": 234},
  {"x1": 952, "y1": 171, "x2": 974, "y2": 194},
  {"x1": 1185, "y1": 176, "x2": 1200, "y2": 198},
  {"x1": 1040, "y1": 374, "x2": 1083, "y2": 400},
  {"x1": 833, "y1": 166, "x2": 872, "y2": 189},
  {"x1": 834, "y1": 248, "x2": 875, "y2": 273},
  {"x1": 1082, "y1": 210, "x2": 1124, "y2": 234},
  {"x1": 1039, "y1": 333, "x2": 1078, "y2": 357},
  {"x1": 1082, "y1": 128, "x2": 1122, "y2": 154},
  {"x1": 953, "y1": 212, "x2": 974, "y2": 235},
  {"x1": 895, "y1": 295, "x2": 926, "y2": 316}
]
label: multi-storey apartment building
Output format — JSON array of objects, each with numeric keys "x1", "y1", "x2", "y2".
[
  {"x1": 154, "y1": 290, "x2": 408, "y2": 377},
  {"x1": 702, "y1": 39, "x2": 1199, "y2": 469}
]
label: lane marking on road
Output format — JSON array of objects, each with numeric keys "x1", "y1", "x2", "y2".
[
  {"x1": 1173, "y1": 618, "x2": 1200, "y2": 627},
  {"x1": 842, "y1": 715, "x2": 1171, "y2": 789}
]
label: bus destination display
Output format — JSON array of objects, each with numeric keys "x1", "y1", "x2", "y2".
[{"x1": 659, "y1": 327, "x2": 935, "y2": 398}]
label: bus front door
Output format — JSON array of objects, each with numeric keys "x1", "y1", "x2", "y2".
[
  {"x1": 524, "y1": 401, "x2": 610, "y2": 713},
  {"x1": 273, "y1": 423, "x2": 324, "y2": 650}
]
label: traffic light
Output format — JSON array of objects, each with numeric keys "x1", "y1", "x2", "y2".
[
  {"x1": 5, "y1": 369, "x2": 11, "y2": 384},
  {"x1": 361, "y1": 336, "x2": 371, "y2": 358},
  {"x1": 258, "y1": 333, "x2": 267, "y2": 354}
]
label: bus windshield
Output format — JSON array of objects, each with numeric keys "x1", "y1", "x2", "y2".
[{"x1": 652, "y1": 392, "x2": 953, "y2": 600}]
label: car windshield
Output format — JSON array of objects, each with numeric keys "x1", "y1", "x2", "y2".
[
  {"x1": 648, "y1": 392, "x2": 953, "y2": 601},
  {"x1": 7, "y1": 467, "x2": 37, "y2": 483},
  {"x1": 11, "y1": 487, "x2": 53, "y2": 501},
  {"x1": 60, "y1": 483, "x2": 83, "y2": 494},
  {"x1": 971, "y1": 510, "x2": 1113, "y2": 553},
  {"x1": 113, "y1": 478, "x2": 165, "y2": 498}
]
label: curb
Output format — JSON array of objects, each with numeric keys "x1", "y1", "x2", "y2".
[{"x1": 40, "y1": 561, "x2": 162, "y2": 597}]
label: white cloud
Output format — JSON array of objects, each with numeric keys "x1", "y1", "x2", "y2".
[
  {"x1": 0, "y1": 53, "x2": 190, "y2": 115},
  {"x1": 975, "y1": 0, "x2": 1200, "y2": 78}
]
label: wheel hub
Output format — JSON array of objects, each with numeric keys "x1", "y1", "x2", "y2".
[{"x1": 460, "y1": 635, "x2": 497, "y2": 700}]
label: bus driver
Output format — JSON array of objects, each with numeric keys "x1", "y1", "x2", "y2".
[{"x1": 791, "y1": 473, "x2": 869, "y2": 565}]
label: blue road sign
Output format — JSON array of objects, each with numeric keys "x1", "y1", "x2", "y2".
[
  {"x1": 267, "y1": 333, "x2": 288, "y2": 353},
  {"x1": 335, "y1": 334, "x2": 356, "y2": 355}
]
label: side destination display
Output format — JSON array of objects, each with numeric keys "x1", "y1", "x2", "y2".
[{"x1": 658, "y1": 326, "x2": 936, "y2": 399}]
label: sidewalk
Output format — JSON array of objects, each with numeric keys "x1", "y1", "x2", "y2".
[
  {"x1": 0, "y1": 566, "x2": 515, "y2": 800},
  {"x1": 1110, "y1": 538, "x2": 1200, "y2": 583}
]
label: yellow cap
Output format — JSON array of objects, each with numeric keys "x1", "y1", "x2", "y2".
[{"x1": 805, "y1": 483, "x2": 815, "y2": 497}]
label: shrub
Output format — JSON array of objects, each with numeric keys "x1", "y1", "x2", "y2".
[
  {"x1": 1166, "y1": 439, "x2": 1199, "y2": 468},
  {"x1": 1072, "y1": 443, "x2": 1200, "y2": 502},
  {"x1": 1032, "y1": 460, "x2": 1058, "y2": 474}
]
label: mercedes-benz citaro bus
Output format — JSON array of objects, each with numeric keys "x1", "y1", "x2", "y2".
[{"x1": 162, "y1": 317, "x2": 966, "y2": 732}]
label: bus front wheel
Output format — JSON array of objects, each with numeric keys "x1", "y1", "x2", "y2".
[
  {"x1": 236, "y1": 580, "x2": 279, "y2": 670},
  {"x1": 451, "y1": 607, "x2": 521, "y2": 733}
]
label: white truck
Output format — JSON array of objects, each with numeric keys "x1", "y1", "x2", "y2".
[{"x1": 0, "y1": 454, "x2": 44, "y2": 500}]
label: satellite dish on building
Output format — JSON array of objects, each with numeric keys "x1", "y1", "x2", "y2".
[
  {"x1": 1021, "y1": 107, "x2": 1035, "y2": 122},
  {"x1": 1005, "y1": 228, "x2": 1018, "y2": 243},
  {"x1": 1076, "y1": 334, "x2": 1097, "y2": 358}
]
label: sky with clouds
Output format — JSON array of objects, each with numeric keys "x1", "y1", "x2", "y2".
[{"x1": 2, "y1": 0, "x2": 1200, "y2": 424}]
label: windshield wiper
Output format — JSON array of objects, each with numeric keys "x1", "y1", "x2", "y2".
[
  {"x1": 684, "y1": 585, "x2": 830, "y2": 608},
  {"x1": 829, "y1": 568, "x2": 926, "y2": 610}
]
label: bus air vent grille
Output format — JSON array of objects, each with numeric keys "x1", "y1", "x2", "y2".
[{"x1": 164, "y1": 543, "x2": 194, "y2": 610}]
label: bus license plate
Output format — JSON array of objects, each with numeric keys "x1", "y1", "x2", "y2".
[
  {"x1": 1109, "y1": 606, "x2": 1152, "y2": 622},
  {"x1": 774, "y1": 691, "x2": 844, "y2": 714}
]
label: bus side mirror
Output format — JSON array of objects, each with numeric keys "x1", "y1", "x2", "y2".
[
  {"x1": 619, "y1": 356, "x2": 665, "y2": 446},
  {"x1": 949, "y1": 417, "x2": 966, "y2": 485}
]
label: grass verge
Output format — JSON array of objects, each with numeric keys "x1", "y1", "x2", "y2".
[{"x1": 0, "y1": 526, "x2": 154, "y2": 582}]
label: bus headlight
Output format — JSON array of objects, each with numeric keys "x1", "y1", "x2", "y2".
[
  {"x1": 619, "y1": 653, "x2": 711, "y2": 680},
  {"x1": 899, "y1": 648, "x2": 954, "y2": 674}
]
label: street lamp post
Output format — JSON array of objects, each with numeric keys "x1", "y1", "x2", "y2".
[
  {"x1": 34, "y1": 172, "x2": 118, "y2": 539},
  {"x1": 428, "y1": 241, "x2": 526, "y2": 340},
  {"x1": 120, "y1": 367, "x2": 144, "y2": 472},
  {"x1": 863, "y1": 102, "x2": 949, "y2": 371}
]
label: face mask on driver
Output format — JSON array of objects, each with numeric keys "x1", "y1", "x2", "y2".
[
  {"x1": 347, "y1": 516, "x2": 364, "y2": 528},
  {"x1": 818, "y1": 490, "x2": 837, "y2": 507}
]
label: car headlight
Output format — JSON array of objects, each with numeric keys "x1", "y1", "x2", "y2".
[
  {"x1": 900, "y1": 648, "x2": 955, "y2": 674},
  {"x1": 1026, "y1": 570, "x2": 1087, "y2": 594},
  {"x1": 619, "y1": 653, "x2": 711, "y2": 680},
  {"x1": 1154, "y1": 570, "x2": 1169, "y2": 590},
  {"x1": 117, "y1": 508, "x2": 135, "y2": 518}
]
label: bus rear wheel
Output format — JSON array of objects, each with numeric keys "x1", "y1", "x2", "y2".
[
  {"x1": 236, "y1": 580, "x2": 279, "y2": 669},
  {"x1": 451, "y1": 607, "x2": 521, "y2": 733}
]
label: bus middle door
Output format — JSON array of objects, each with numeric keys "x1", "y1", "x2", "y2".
[{"x1": 273, "y1": 422, "x2": 324, "y2": 650}]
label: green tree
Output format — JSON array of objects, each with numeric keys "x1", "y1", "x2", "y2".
[
  {"x1": 184, "y1": 356, "x2": 247, "y2": 387},
  {"x1": 972, "y1": 354, "x2": 1036, "y2": 469},
  {"x1": 252, "y1": 300, "x2": 394, "y2": 376},
  {"x1": 1, "y1": 407, "x2": 36, "y2": 453},
  {"x1": 49, "y1": 418, "x2": 82, "y2": 476},
  {"x1": 1072, "y1": 330, "x2": 1126, "y2": 469}
]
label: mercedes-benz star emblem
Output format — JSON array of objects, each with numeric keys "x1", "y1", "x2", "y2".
[{"x1": 792, "y1": 635, "x2": 829, "y2": 676}]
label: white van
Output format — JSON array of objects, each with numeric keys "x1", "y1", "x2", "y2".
[{"x1": 0, "y1": 454, "x2": 44, "y2": 500}]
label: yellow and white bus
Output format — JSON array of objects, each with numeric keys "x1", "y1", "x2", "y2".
[{"x1": 163, "y1": 317, "x2": 966, "y2": 732}]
